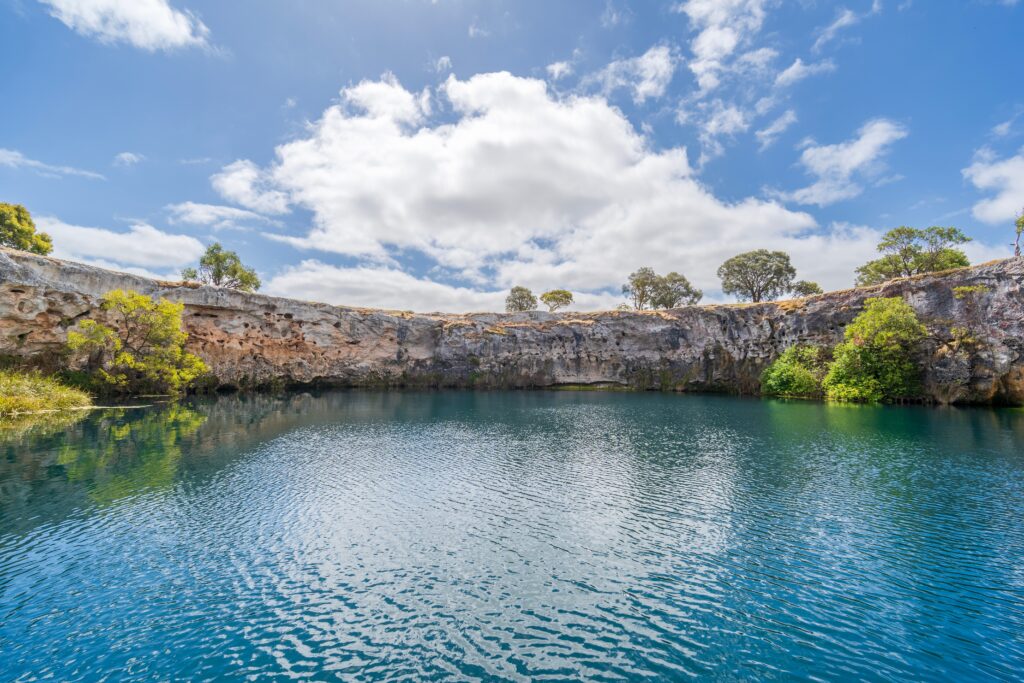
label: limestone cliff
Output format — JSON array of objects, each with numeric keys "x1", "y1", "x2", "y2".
[{"x1": 2, "y1": 248, "x2": 1022, "y2": 404}]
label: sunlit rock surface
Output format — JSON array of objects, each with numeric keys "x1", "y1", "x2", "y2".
[{"x1": 2, "y1": 248, "x2": 1022, "y2": 404}]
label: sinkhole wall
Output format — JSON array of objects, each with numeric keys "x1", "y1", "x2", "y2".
[{"x1": 1, "y1": 248, "x2": 1022, "y2": 404}]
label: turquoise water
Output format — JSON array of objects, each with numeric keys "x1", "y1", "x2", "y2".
[{"x1": 1, "y1": 391, "x2": 1023, "y2": 681}]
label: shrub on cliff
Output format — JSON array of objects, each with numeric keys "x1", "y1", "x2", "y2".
[
  {"x1": 761, "y1": 346, "x2": 829, "y2": 398},
  {"x1": 66, "y1": 289, "x2": 208, "y2": 396},
  {"x1": 0, "y1": 203, "x2": 52, "y2": 255},
  {"x1": 822, "y1": 297, "x2": 926, "y2": 402}
]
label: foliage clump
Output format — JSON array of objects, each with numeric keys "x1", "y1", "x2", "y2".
[
  {"x1": 0, "y1": 370, "x2": 92, "y2": 416},
  {"x1": 0, "y1": 203, "x2": 52, "y2": 255},
  {"x1": 505, "y1": 286, "x2": 538, "y2": 312},
  {"x1": 182, "y1": 243, "x2": 261, "y2": 292},
  {"x1": 540, "y1": 289, "x2": 573, "y2": 312},
  {"x1": 760, "y1": 346, "x2": 829, "y2": 398},
  {"x1": 67, "y1": 289, "x2": 208, "y2": 396},
  {"x1": 855, "y1": 226, "x2": 970, "y2": 286},
  {"x1": 822, "y1": 297, "x2": 927, "y2": 402},
  {"x1": 717, "y1": 250, "x2": 796, "y2": 302},
  {"x1": 791, "y1": 280, "x2": 823, "y2": 297}
]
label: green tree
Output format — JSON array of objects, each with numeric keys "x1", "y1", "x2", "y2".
[
  {"x1": 622, "y1": 267, "x2": 659, "y2": 310},
  {"x1": 1014, "y1": 209, "x2": 1023, "y2": 258},
  {"x1": 0, "y1": 203, "x2": 52, "y2": 255},
  {"x1": 791, "y1": 280, "x2": 823, "y2": 297},
  {"x1": 182, "y1": 243, "x2": 261, "y2": 292},
  {"x1": 650, "y1": 272, "x2": 703, "y2": 308},
  {"x1": 505, "y1": 286, "x2": 538, "y2": 312},
  {"x1": 822, "y1": 297, "x2": 926, "y2": 402},
  {"x1": 855, "y1": 226, "x2": 970, "y2": 286},
  {"x1": 717, "y1": 250, "x2": 796, "y2": 302},
  {"x1": 761, "y1": 346, "x2": 829, "y2": 398},
  {"x1": 66, "y1": 289, "x2": 208, "y2": 395},
  {"x1": 540, "y1": 289, "x2": 573, "y2": 312}
]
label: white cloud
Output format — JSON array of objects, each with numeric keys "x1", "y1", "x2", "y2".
[
  {"x1": 0, "y1": 148, "x2": 104, "y2": 180},
  {"x1": 264, "y1": 261, "x2": 629, "y2": 313},
  {"x1": 962, "y1": 149, "x2": 1024, "y2": 224},
  {"x1": 113, "y1": 151, "x2": 145, "y2": 166},
  {"x1": 813, "y1": 2, "x2": 882, "y2": 53},
  {"x1": 38, "y1": 218, "x2": 205, "y2": 271},
  {"x1": 600, "y1": 0, "x2": 631, "y2": 28},
  {"x1": 588, "y1": 45, "x2": 676, "y2": 104},
  {"x1": 776, "y1": 118, "x2": 908, "y2": 206},
  {"x1": 546, "y1": 61, "x2": 573, "y2": 80},
  {"x1": 468, "y1": 19, "x2": 489, "y2": 38},
  {"x1": 166, "y1": 201, "x2": 276, "y2": 231},
  {"x1": 209, "y1": 71, "x2": 945, "y2": 308},
  {"x1": 674, "y1": 0, "x2": 769, "y2": 93},
  {"x1": 38, "y1": 0, "x2": 210, "y2": 52},
  {"x1": 774, "y1": 58, "x2": 836, "y2": 88},
  {"x1": 433, "y1": 55, "x2": 452, "y2": 73},
  {"x1": 211, "y1": 160, "x2": 290, "y2": 215},
  {"x1": 756, "y1": 109, "x2": 797, "y2": 150}
]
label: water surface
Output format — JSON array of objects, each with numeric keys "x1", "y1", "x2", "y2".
[{"x1": 1, "y1": 391, "x2": 1023, "y2": 680}]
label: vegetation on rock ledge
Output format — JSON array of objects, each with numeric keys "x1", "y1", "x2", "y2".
[
  {"x1": 66, "y1": 289, "x2": 208, "y2": 396},
  {"x1": 0, "y1": 370, "x2": 91, "y2": 416}
]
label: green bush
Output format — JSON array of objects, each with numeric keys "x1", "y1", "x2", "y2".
[
  {"x1": 822, "y1": 297, "x2": 926, "y2": 402},
  {"x1": 761, "y1": 345, "x2": 828, "y2": 398},
  {"x1": 66, "y1": 289, "x2": 208, "y2": 396}
]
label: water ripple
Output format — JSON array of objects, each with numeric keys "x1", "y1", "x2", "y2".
[{"x1": 1, "y1": 392, "x2": 1023, "y2": 681}]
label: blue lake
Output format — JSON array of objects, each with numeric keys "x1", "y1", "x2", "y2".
[{"x1": 1, "y1": 391, "x2": 1022, "y2": 680}]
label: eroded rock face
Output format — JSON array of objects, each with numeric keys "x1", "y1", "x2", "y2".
[{"x1": 2, "y1": 248, "x2": 1022, "y2": 404}]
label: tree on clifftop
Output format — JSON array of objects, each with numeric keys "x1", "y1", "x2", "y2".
[
  {"x1": 717, "y1": 250, "x2": 796, "y2": 303},
  {"x1": 540, "y1": 289, "x2": 573, "y2": 312},
  {"x1": 650, "y1": 272, "x2": 702, "y2": 308},
  {"x1": 505, "y1": 286, "x2": 538, "y2": 312},
  {"x1": 0, "y1": 203, "x2": 52, "y2": 255},
  {"x1": 182, "y1": 243, "x2": 261, "y2": 292},
  {"x1": 855, "y1": 226, "x2": 970, "y2": 286},
  {"x1": 792, "y1": 280, "x2": 824, "y2": 297},
  {"x1": 1014, "y1": 210, "x2": 1023, "y2": 258},
  {"x1": 622, "y1": 267, "x2": 659, "y2": 309}
]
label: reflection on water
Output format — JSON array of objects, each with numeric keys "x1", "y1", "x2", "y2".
[{"x1": 1, "y1": 391, "x2": 1023, "y2": 681}]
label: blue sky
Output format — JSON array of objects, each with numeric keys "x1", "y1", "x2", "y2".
[{"x1": 2, "y1": 0, "x2": 1022, "y2": 311}]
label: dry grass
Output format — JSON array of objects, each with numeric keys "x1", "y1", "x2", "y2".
[{"x1": 0, "y1": 370, "x2": 92, "y2": 417}]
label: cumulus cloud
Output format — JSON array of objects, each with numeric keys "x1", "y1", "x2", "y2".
[
  {"x1": 208, "y1": 71, "x2": 936, "y2": 309},
  {"x1": 37, "y1": 218, "x2": 205, "y2": 273},
  {"x1": 674, "y1": 0, "x2": 769, "y2": 93},
  {"x1": 776, "y1": 118, "x2": 908, "y2": 206},
  {"x1": 588, "y1": 45, "x2": 677, "y2": 104},
  {"x1": 962, "y1": 149, "x2": 1024, "y2": 224},
  {"x1": 113, "y1": 151, "x2": 144, "y2": 166},
  {"x1": 211, "y1": 160, "x2": 290, "y2": 215},
  {"x1": 756, "y1": 109, "x2": 797, "y2": 150},
  {"x1": 774, "y1": 58, "x2": 836, "y2": 88},
  {"x1": 166, "y1": 201, "x2": 277, "y2": 231},
  {"x1": 264, "y1": 261, "x2": 629, "y2": 312},
  {"x1": 38, "y1": 0, "x2": 210, "y2": 51},
  {"x1": 0, "y1": 148, "x2": 104, "y2": 180},
  {"x1": 679, "y1": 99, "x2": 750, "y2": 164}
]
